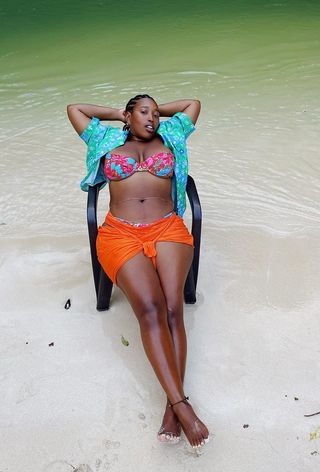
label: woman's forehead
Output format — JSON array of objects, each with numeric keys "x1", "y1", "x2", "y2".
[{"x1": 135, "y1": 98, "x2": 158, "y2": 109}]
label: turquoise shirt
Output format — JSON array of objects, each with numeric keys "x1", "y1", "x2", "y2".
[{"x1": 79, "y1": 112, "x2": 195, "y2": 217}]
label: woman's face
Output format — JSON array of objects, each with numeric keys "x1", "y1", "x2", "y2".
[{"x1": 126, "y1": 98, "x2": 160, "y2": 140}]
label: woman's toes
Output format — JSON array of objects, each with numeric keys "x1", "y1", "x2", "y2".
[{"x1": 172, "y1": 401, "x2": 209, "y2": 449}]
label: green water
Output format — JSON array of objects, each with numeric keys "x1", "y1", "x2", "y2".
[
  {"x1": 1, "y1": 0, "x2": 319, "y2": 94},
  {"x1": 1, "y1": 0, "x2": 319, "y2": 235}
]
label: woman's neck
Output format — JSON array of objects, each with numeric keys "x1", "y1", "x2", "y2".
[{"x1": 127, "y1": 132, "x2": 150, "y2": 143}]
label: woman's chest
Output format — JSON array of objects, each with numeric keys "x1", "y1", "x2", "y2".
[{"x1": 110, "y1": 136, "x2": 171, "y2": 163}]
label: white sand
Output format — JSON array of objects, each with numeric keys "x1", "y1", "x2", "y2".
[{"x1": 1, "y1": 226, "x2": 320, "y2": 472}]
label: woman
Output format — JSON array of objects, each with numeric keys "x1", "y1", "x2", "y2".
[{"x1": 67, "y1": 95, "x2": 209, "y2": 450}]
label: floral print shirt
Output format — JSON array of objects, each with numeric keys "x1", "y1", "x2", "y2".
[{"x1": 79, "y1": 112, "x2": 195, "y2": 217}]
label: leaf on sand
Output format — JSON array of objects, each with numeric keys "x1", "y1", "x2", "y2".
[
  {"x1": 309, "y1": 427, "x2": 320, "y2": 440},
  {"x1": 121, "y1": 335, "x2": 129, "y2": 347}
]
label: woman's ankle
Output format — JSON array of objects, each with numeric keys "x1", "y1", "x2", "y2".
[{"x1": 169, "y1": 396, "x2": 190, "y2": 408}]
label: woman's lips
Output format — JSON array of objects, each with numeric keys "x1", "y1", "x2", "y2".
[{"x1": 145, "y1": 125, "x2": 154, "y2": 133}]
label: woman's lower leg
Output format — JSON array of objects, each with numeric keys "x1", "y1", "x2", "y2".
[
  {"x1": 116, "y1": 255, "x2": 209, "y2": 447},
  {"x1": 160, "y1": 316, "x2": 187, "y2": 438},
  {"x1": 137, "y1": 306, "x2": 186, "y2": 405},
  {"x1": 137, "y1": 309, "x2": 208, "y2": 448}
]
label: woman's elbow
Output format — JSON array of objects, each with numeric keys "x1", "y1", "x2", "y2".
[
  {"x1": 67, "y1": 104, "x2": 79, "y2": 110},
  {"x1": 193, "y1": 99, "x2": 201, "y2": 109}
]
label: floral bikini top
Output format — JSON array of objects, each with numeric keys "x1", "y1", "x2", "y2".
[{"x1": 104, "y1": 150, "x2": 175, "y2": 181}]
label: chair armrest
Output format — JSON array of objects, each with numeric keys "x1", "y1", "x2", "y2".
[
  {"x1": 87, "y1": 183, "x2": 103, "y2": 297},
  {"x1": 186, "y1": 175, "x2": 202, "y2": 289}
]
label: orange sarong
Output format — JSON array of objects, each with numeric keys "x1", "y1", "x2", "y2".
[{"x1": 96, "y1": 211, "x2": 194, "y2": 285}]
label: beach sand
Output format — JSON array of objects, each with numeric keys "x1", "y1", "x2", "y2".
[{"x1": 1, "y1": 226, "x2": 320, "y2": 471}]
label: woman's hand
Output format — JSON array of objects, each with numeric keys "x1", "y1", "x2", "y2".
[{"x1": 118, "y1": 108, "x2": 126, "y2": 123}]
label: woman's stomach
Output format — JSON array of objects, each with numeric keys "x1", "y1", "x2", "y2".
[{"x1": 108, "y1": 173, "x2": 174, "y2": 224}]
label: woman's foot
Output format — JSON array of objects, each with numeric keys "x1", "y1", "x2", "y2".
[
  {"x1": 170, "y1": 398, "x2": 209, "y2": 449},
  {"x1": 157, "y1": 400, "x2": 181, "y2": 443}
]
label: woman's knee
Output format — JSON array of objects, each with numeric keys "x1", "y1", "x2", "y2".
[
  {"x1": 136, "y1": 298, "x2": 167, "y2": 329},
  {"x1": 167, "y1": 303, "x2": 184, "y2": 329}
]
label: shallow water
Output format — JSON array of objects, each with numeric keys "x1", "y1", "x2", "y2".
[
  {"x1": 1, "y1": 0, "x2": 319, "y2": 237},
  {"x1": 1, "y1": 1, "x2": 320, "y2": 470}
]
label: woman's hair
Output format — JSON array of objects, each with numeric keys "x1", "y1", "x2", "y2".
[{"x1": 123, "y1": 94, "x2": 156, "y2": 131}]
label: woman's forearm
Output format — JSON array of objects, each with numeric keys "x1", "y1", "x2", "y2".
[
  {"x1": 67, "y1": 103, "x2": 124, "y2": 121},
  {"x1": 158, "y1": 100, "x2": 200, "y2": 117},
  {"x1": 67, "y1": 103, "x2": 125, "y2": 137},
  {"x1": 158, "y1": 99, "x2": 201, "y2": 124}
]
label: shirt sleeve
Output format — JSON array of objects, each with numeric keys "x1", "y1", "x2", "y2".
[
  {"x1": 159, "y1": 112, "x2": 196, "y2": 140},
  {"x1": 79, "y1": 116, "x2": 108, "y2": 145}
]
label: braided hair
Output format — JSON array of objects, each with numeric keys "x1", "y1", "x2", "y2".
[{"x1": 123, "y1": 94, "x2": 156, "y2": 131}]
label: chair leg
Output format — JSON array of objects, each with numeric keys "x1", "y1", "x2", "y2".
[
  {"x1": 184, "y1": 264, "x2": 196, "y2": 304},
  {"x1": 97, "y1": 269, "x2": 113, "y2": 311}
]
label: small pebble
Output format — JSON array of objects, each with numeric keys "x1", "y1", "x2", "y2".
[
  {"x1": 64, "y1": 299, "x2": 71, "y2": 309},
  {"x1": 74, "y1": 465, "x2": 93, "y2": 472}
]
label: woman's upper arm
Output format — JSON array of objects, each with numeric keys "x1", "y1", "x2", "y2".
[
  {"x1": 67, "y1": 105, "x2": 91, "y2": 136},
  {"x1": 182, "y1": 100, "x2": 201, "y2": 125}
]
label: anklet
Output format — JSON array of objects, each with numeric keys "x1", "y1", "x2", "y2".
[{"x1": 169, "y1": 396, "x2": 189, "y2": 408}]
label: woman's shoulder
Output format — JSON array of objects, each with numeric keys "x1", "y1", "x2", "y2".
[
  {"x1": 80, "y1": 117, "x2": 128, "y2": 145},
  {"x1": 158, "y1": 112, "x2": 196, "y2": 141}
]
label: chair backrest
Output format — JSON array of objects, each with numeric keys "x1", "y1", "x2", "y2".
[{"x1": 87, "y1": 176, "x2": 202, "y2": 309}]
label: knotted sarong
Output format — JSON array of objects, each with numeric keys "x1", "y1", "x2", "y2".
[{"x1": 96, "y1": 211, "x2": 194, "y2": 285}]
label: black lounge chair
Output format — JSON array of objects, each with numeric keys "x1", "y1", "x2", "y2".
[{"x1": 87, "y1": 175, "x2": 202, "y2": 311}]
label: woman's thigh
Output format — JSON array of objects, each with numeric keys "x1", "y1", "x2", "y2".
[
  {"x1": 116, "y1": 251, "x2": 167, "y2": 322},
  {"x1": 155, "y1": 242, "x2": 194, "y2": 309}
]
